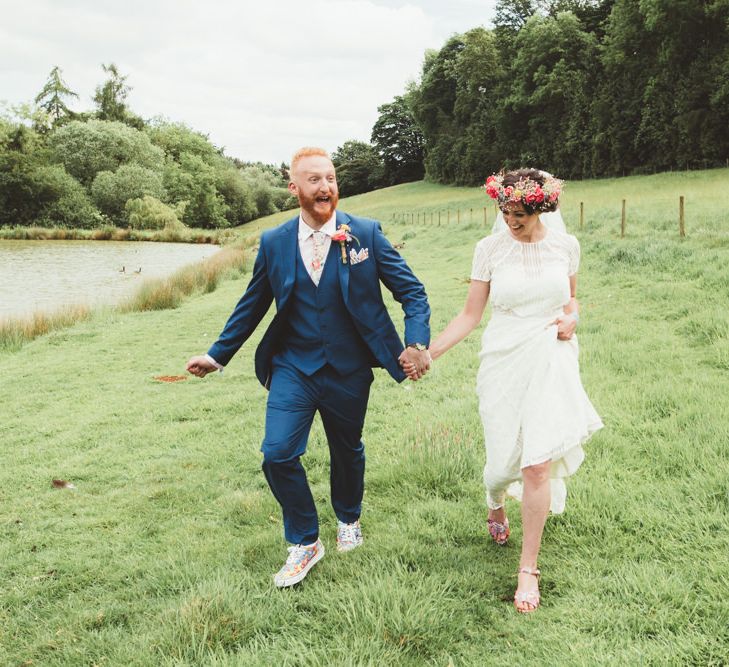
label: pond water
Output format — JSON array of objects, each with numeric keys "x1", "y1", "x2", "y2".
[{"x1": 0, "y1": 240, "x2": 220, "y2": 319}]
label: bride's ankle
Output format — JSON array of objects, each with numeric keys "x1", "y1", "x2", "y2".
[{"x1": 488, "y1": 507, "x2": 506, "y2": 523}]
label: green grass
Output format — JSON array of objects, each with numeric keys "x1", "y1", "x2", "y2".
[{"x1": 2, "y1": 170, "x2": 729, "y2": 665}]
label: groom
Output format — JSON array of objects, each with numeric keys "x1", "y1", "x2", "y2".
[{"x1": 186, "y1": 147, "x2": 431, "y2": 587}]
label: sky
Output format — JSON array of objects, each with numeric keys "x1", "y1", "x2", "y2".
[{"x1": 1, "y1": 0, "x2": 498, "y2": 165}]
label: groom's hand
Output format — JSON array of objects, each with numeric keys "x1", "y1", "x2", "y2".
[
  {"x1": 398, "y1": 347, "x2": 431, "y2": 381},
  {"x1": 186, "y1": 355, "x2": 218, "y2": 378}
]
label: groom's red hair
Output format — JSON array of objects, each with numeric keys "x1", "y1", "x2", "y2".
[{"x1": 290, "y1": 147, "x2": 331, "y2": 177}]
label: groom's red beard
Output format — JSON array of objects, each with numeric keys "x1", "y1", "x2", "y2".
[{"x1": 299, "y1": 191, "x2": 339, "y2": 225}]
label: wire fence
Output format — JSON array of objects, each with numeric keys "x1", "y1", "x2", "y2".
[{"x1": 389, "y1": 197, "x2": 692, "y2": 238}]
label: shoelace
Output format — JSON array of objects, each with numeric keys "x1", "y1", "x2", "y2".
[
  {"x1": 338, "y1": 523, "x2": 360, "y2": 544},
  {"x1": 285, "y1": 544, "x2": 314, "y2": 566}
]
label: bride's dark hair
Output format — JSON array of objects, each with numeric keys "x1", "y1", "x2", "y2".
[{"x1": 502, "y1": 168, "x2": 560, "y2": 215}]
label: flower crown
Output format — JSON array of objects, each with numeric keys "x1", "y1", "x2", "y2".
[{"x1": 484, "y1": 172, "x2": 563, "y2": 212}]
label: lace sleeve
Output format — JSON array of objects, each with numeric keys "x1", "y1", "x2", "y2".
[
  {"x1": 471, "y1": 238, "x2": 492, "y2": 282},
  {"x1": 568, "y1": 235, "x2": 581, "y2": 275}
]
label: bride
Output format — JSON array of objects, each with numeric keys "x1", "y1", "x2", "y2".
[{"x1": 413, "y1": 168, "x2": 602, "y2": 613}]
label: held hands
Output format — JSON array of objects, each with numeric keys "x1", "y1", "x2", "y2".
[
  {"x1": 550, "y1": 313, "x2": 577, "y2": 340},
  {"x1": 398, "y1": 346, "x2": 432, "y2": 381},
  {"x1": 186, "y1": 355, "x2": 218, "y2": 378}
]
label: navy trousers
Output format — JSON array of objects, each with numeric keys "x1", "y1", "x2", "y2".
[{"x1": 261, "y1": 358, "x2": 374, "y2": 545}]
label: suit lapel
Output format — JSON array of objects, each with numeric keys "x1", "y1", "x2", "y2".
[
  {"x1": 278, "y1": 217, "x2": 298, "y2": 306},
  {"x1": 335, "y1": 211, "x2": 351, "y2": 304}
]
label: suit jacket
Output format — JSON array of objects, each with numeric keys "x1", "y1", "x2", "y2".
[{"x1": 207, "y1": 211, "x2": 430, "y2": 388}]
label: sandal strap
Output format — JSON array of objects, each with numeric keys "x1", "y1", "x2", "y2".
[{"x1": 517, "y1": 567, "x2": 541, "y2": 578}]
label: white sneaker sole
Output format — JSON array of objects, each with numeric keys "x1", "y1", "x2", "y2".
[{"x1": 274, "y1": 544, "x2": 325, "y2": 588}]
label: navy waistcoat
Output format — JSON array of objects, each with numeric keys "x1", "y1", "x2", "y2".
[{"x1": 277, "y1": 244, "x2": 374, "y2": 376}]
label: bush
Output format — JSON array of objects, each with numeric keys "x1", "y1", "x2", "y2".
[
  {"x1": 125, "y1": 196, "x2": 184, "y2": 230},
  {"x1": 91, "y1": 163, "x2": 166, "y2": 223}
]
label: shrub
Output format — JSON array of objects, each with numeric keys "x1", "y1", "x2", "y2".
[{"x1": 125, "y1": 195, "x2": 185, "y2": 230}]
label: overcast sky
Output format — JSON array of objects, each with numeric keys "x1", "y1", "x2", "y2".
[{"x1": 1, "y1": 0, "x2": 498, "y2": 164}]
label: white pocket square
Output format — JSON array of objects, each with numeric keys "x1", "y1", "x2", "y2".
[{"x1": 349, "y1": 248, "x2": 369, "y2": 265}]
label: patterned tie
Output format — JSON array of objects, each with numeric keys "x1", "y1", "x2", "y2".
[{"x1": 310, "y1": 230, "x2": 326, "y2": 285}]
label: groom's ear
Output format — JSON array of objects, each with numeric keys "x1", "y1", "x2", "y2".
[{"x1": 288, "y1": 181, "x2": 298, "y2": 196}]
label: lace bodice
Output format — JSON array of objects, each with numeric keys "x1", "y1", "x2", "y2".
[{"x1": 471, "y1": 229, "x2": 580, "y2": 318}]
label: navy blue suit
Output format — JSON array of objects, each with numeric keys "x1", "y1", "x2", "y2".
[{"x1": 208, "y1": 211, "x2": 430, "y2": 544}]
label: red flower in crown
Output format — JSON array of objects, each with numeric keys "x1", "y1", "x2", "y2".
[{"x1": 482, "y1": 171, "x2": 562, "y2": 212}]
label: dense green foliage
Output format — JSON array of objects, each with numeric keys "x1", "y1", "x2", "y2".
[
  {"x1": 2, "y1": 174, "x2": 728, "y2": 664},
  {"x1": 0, "y1": 65, "x2": 295, "y2": 230},
  {"x1": 365, "y1": 0, "x2": 729, "y2": 185}
]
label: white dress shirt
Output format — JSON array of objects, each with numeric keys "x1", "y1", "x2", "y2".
[
  {"x1": 298, "y1": 212, "x2": 337, "y2": 282},
  {"x1": 205, "y1": 210, "x2": 337, "y2": 371}
]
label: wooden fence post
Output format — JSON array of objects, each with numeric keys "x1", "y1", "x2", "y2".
[
  {"x1": 447, "y1": 210, "x2": 450, "y2": 225},
  {"x1": 679, "y1": 196, "x2": 685, "y2": 237},
  {"x1": 579, "y1": 202, "x2": 584, "y2": 231},
  {"x1": 438, "y1": 211, "x2": 441, "y2": 226},
  {"x1": 457, "y1": 209, "x2": 461, "y2": 224},
  {"x1": 470, "y1": 207, "x2": 473, "y2": 223},
  {"x1": 483, "y1": 207, "x2": 487, "y2": 226},
  {"x1": 621, "y1": 199, "x2": 626, "y2": 238}
]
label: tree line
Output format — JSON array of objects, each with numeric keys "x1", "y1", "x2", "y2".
[
  {"x1": 334, "y1": 0, "x2": 729, "y2": 191},
  {"x1": 0, "y1": 65, "x2": 295, "y2": 229}
]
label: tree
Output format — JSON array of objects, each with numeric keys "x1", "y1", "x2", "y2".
[
  {"x1": 494, "y1": 0, "x2": 549, "y2": 32},
  {"x1": 34, "y1": 66, "x2": 78, "y2": 124},
  {"x1": 146, "y1": 120, "x2": 221, "y2": 163},
  {"x1": 331, "y1": 140, "x2": 384, "y2": 196},
  {"x1": 162, "y1": 153, "x2": 229, "y2": 228},
  {"x1": 91, "y1": 163, "x2": 166, "y2": 223},
  {"x1": 506, "y1": 12, "x2": 599, "y2": 177},
  {"x1": 0, "y1": 120, "x2": 100, "y2": 228},
  {"x1": 93, "y1": 63, "x2": 142, "y2": 127},
  {"x1": 371, "y1": 96, "x2": 425, "y2": 185},
  {"x1": 450, "y1": 28, "x2": 505, "y2": 183},
  {"x1": 49, "y1": 119, "x2": 164, "y2": 185}
]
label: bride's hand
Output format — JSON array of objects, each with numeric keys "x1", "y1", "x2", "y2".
[{"x1": 553, "y1": 314, "x2": 577, "y2": 340}]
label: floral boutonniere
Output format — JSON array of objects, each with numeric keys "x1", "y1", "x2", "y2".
[{"x1": 331, "y1": 223, "x2": 360, "y2": 264}]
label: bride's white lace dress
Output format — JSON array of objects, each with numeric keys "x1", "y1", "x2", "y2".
[{"x1": 471, "y1": 228, "x2": 603, "y2": 514}]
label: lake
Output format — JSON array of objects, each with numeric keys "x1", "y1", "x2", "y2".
[{"x1": 0, "y1": 240, "x2": 220, "y2": 320}]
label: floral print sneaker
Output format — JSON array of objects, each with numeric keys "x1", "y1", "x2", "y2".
[
  {"x1": 336, "y1": 520, "x2": 363, "y2": 552},
  {"x1": 273, "y1": 539, "x2": 325, "y2": 588}
]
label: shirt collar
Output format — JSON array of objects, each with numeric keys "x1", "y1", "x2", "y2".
[{"x1": 298, "y1": 212, "x2": 337, "y2": 241}]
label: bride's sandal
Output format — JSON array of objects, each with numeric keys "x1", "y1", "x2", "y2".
[
  {"x1": 487, "y1": 517, "x2": 510, "y2": 546},
  {"x1": 514, "y1": 567, "x2": 541, "y2": 613}
]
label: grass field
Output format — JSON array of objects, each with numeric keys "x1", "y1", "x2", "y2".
[{"x1": 2, "y1": 169, "x2": 729, "y2": 665}]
